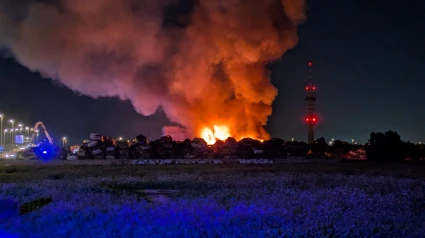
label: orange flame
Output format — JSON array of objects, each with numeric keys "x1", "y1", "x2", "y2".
[
  {"x1": 201, "y1": 125, "x2": 231, "y2": 145},
  {"x1": 200, "y1": 125, "x2": 266, "y2": 144}
]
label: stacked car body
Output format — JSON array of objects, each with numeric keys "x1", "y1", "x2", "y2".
[
  {"x1": 129, "y1": 134, "x2": 150, "y2": 159},
  {"x1": 116, "y1": 141, "x2": 130, "y2": 159},
  {"x1": 72, "y1": 133, "x2": 295, "y2": 160},
  {"x1": 76, "y1": 133, "x2": 122, "y2": 160}
]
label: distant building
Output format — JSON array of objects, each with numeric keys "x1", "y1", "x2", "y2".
[{"x1": 161, "y1": 126, "x2": 190, "y2": 141}]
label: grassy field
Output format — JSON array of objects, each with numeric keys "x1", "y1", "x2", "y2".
[{"x1": 1, "y1": 161, "x2": 425, "y2": 237}]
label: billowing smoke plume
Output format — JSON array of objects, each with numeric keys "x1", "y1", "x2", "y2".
[{"x1": 0, "y1": 0, "x2": 306, "y2": 139}]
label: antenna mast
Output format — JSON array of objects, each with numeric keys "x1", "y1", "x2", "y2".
[{"x1": 304, "y1": 61, "x2": 317, "y2": 144}]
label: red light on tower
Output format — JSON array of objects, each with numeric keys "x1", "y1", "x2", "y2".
[
  {"x1": 306, "y1": 85, "x2": 316, "y2": 91},
  {"x1": 305, "y1": 116, "x2": 318, "y2": 124},
  {"x1": 308, "y1": 62, "x2": 313, "y2": 67}
]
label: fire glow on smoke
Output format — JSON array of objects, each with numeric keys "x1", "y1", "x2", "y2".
[{"x1": 0, "y1": 0, "x2": 307, "y2": 141}]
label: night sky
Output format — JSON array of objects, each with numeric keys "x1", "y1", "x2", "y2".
[{"x1": 0, "y1": 0, "x2": 424, "y2": 145}]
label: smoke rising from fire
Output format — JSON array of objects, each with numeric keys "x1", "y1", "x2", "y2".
[{"x1": 0, "y1": 0, "x2": 306, "y2": 140}]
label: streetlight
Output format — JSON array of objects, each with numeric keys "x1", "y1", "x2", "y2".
[
  {"x1": 291, "y1": 138, "x2": 294, "y2": 142},
  {"x1": 9, "y1": 119, "x2": 14, "y2": 145},
  {"x1": 10, "y1": 128, "x2": 18, "y2": 146},
  {"x1": 351, "y1": 139, "x2": 355, "y2": 144},
  {"x1": 15, "y1": 128, "x2": 18, "y2": 144},
  {"x1": 25, "y1": 127, "x2": 29, "y2": 138},
  {"x1": 18, "y1": 125, "x2": 22, "y2": 140},
  {"x1": 3, "y1": 129, "x2": 7, "y2": 146},
  {"x1": 118, "y1": 137, "x2": 123, "y2": 141},
  {"x1": 62, "y1": 137, "x2": 67, "y2": 148},
  {"x1": 0, "y1": 114, "x2": 3, "y2": 147}
]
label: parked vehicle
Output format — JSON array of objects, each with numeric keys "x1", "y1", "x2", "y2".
[{"x1": 66, "y1": 153, "x2": 78, "y2": 161}]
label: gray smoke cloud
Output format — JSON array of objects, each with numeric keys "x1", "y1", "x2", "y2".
[{"x1": 0, "y1": 0, "x2": 306, "y2": 139}]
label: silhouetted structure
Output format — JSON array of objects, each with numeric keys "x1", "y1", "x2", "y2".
[{"x1": 304, "y1": 62, "x2": 318, "y2": 144}]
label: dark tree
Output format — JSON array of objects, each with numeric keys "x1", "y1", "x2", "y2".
[
  {"x1": 310, "y1": 137, "x2": 328, "y2": 154},
  {"x1": 285, "y1": 141, "x2": 308, "y2": 157},
  {"x1": 329, "y1": 140, "x2": 353, "y2": 156},
  {"x1": 403, "y1": 142, "x2": 420, "y2": 160},
  {"x1": 366, "y1": 130, "x2": 404, "y2": 162},
  {"x1": 418, "y1": 144, "x2": 425, "y2": 158}
]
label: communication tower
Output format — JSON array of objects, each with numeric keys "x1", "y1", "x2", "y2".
[{"x1": 304, "y1": 62, "x2": 317, "y2": 144}]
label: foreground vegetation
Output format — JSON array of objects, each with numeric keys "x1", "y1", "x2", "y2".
[{"x1": 1, "y1": 162, "x2": 425, "y2": 237}]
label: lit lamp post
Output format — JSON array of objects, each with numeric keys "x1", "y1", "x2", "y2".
[
  {"x1": 18, "y1": 124, "x2": 22, "y2": 139},
  {"x1": 15, "y1": 129, "x2": 18, "y2": 145},
  {"x1": 118, "y1": 137, "x2": 123, "y2": 141},
  {"x1": 36, "y1": 130, "x2": 39, "y2": 144},
  {"x1": 3, "y1": 129, "x2": 7, "y2": 146},
  {"x1": 0, "y1": 114, "x2": 3, "y2": 147},
  {"x1": 9, "y1": 119, "x2": 14, "y2": 145},
  {"x1": 62, "y1": 137, "x2": 67, "y2": 148},
  {"x1": 25, "y1": 127, "x2": 29, "y2": 138}
]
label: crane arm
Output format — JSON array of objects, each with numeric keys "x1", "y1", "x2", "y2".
[{"x1": 31, "y1": 121, "x2": 54, "y2": 146}]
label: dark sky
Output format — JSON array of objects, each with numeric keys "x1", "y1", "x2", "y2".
[{"x1": 0, "y1": 0, "x2": 424, "y2": 145}]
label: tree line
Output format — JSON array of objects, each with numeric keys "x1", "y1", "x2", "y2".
[{"x1": 298, "y1": 130, "x2": 425, "y2": 162}]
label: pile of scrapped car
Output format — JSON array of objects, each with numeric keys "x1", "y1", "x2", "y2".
[
  {"x1": 73, "y1": 133, "x2": 294, "y2": 160},
  {"x1": 77, "y1": 133, "x2": 129, "y2": 160}
]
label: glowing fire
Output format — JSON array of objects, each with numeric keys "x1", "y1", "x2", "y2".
[
  {"x1": 201, "y1": 125, "x2": 231, "y2": 145},
  {"x1": 200, "y1": 125, "x2": 264, "y2": 145},
  {"x1": 200, "y1": 125, "x2": 266, "y2": 145}
]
